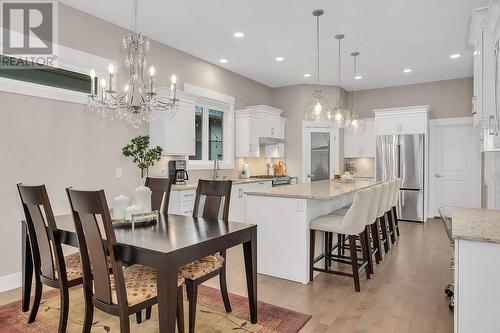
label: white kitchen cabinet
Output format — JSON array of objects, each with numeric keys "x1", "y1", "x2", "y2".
[
  {"x1": 374, "y1": 106, "x2": 428, "y2": 136},
  {"x1": 168, "y1": 189, "x2": 196, "y2": 216},
  {"x1": 246, "y1": 105, "x2": 284, "y2": 139},
  {"x1": 344, "y1": 118, "x2": 375, "y2": 158},
  {"x1": 265, "y1": 143, "x2": 285, "y2": 158},
  {"x1": 235, "y1": 109, "x2": 260, "y2": 157},
  {"x1": 229, "y1": 181, "x2": 272, "y2": 222},
  {"x1": 149, "y1": 89, "x2": 196, "y2": 155}
]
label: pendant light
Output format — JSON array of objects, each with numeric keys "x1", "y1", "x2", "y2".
[
  {"x1": 332, "y1": 34, "x2": 350, "y2": 128},
  {"x1": 304, "y1": 9, "x2": 331, "y2": 121},
  {"x1": 348, "y1": 51, "x2": 363, "y2": 133}
]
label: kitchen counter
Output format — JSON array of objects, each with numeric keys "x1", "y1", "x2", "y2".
[
  {"x1": 452, "y1": 207, "x2": 500, "y2": 244},
  {"x1": 171, "y1": 177, "x2": 272, "y2": 191},
  {"x1": 245, "y1": 179, "x2": 377, "y2": 200}
]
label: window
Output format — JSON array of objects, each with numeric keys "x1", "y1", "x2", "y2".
[{"x1": 184, "y1": 83, "x2": 235, "y2": 170}]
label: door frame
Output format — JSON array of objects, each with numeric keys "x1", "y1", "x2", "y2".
[
  {"x1": 301, "y1": 121, "x2": 339, "y2": 183},
  {"x1": 428, "y1": 117, "x2": 481, "y2": 217}
]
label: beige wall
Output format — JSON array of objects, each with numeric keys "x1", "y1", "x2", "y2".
[
  {"x1": 347, "y1": 77, "x2": 473, "y2": 119},
  {"x1": 272, "y1": 85, "x2": 348, "y2": 179},
  {"x1": 0, "y1": 4, "x2": 272, "y2": 279}
]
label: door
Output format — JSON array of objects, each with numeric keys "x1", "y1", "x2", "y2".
[
  {"x1": 305, "y1": 127, "x2": 333, "y2": 182},
  {"x1": 432, "y1": 122, "x2": 477, "y2": 214},
  {"x1": 376, "y1": 135, "x2": 398, "y2": 182}
]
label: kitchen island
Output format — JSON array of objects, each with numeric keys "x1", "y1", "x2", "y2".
[{"x1": 245, "y1": 179, "x2": 377, "y2": 284}]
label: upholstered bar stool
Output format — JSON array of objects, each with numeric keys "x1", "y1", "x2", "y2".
[
  {"x1": 377, "y1": 182, "x2": 392, "y2": 254},
  {"x1": 386, "y1": 180, "x2": 398, "y2": 244},
  {"x1": 365, "y1": 184, "x2": 383, "y2": 273},
  {"x1": 309, "y1": 187, "x2": 373, "y2": 292},
  {"x1": 391, "y1": 178, "x2": 401, "y2": 236}
]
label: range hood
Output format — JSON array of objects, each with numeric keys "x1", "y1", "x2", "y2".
[{"x1": 259, "y1": 137, "x2": 285, "y2": 145}]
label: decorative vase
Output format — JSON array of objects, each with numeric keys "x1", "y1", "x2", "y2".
[
  {"x1": 125, "y1": 204, "x2": 143, "y2": 221},
  {"x1": 112, "y1": 194, "x2": 130, "y2": 219},
  {"x1": 134, "y1": 185, "x2": 152, "y2": 213}
]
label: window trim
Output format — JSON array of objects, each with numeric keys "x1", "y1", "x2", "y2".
[
  {"x1": 0, "y1": 43, "x2": 115, "y2": 104},
  {"x1": 184, "y1": 83, "x2": 235, "y2": 170}
]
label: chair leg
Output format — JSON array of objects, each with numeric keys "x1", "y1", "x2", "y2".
[
  {"x1": 309, "y1": 229, "x2": 315, "y2": 282},
  {"x1": 57, "y1": 285, "x2": 69, "y2": 333},
  {"x1": 364, "y1": 226, "x2": 374, "y2": 275},
  {"x1": 371, "y1": 221, "x2": 382, "y2": 263},
  {"x1": 186, "y1": 280, "x2": 198, "y2": 333},
  {"x1": 135, "y1": 311, "x2": 142, "y2": 324},
  {"x1": 82, "y1": 288, "x2": 94, "y2": 333},
  {"x1": 341, "y1": 234, "x2": 346, "y2": 255},
  {"x1": 348, "y1": 235, "x2": 361, "y2": 292},
  {"x1": 119, "y1": 313, "x2": 131, "y2": 333},
  {"x1": 337, "y1": 234, "x2": 342, "y2": 256},
  {"x1": 324, "y1": 232, "x2": 329, "y2": 270},
  {"x1": 380, "y1": 216, "x2": 391, "y2": 253},
  {"x1": 219, "y1": 263, "x2": 232, "y2": 313},
  {"x1": 387, "y1": 210, "x2": 397, "y2": 244},
  {"x1": 177, "y1": 286, "x2": 185, "y2": 333},
  {"x1": 145, "y1": 306, "x2": 152, "y2": 320},
  {"x1": 359, "y1": 230, "x2": 371, "y2": 280},
  {"x1": 393, "y1": 207, "x2": 400, "y2": 236},
  {"x1": 27, "y1": 277, "x2": 42, "y2": 324}
]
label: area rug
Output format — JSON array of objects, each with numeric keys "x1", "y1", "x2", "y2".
[{"x1": 0, "y1": 285, "x2": 310, "y2": 332}]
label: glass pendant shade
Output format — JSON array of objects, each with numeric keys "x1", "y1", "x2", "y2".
[{"x1": 346, "y1": 51, "x2": 363, "y2": 133}]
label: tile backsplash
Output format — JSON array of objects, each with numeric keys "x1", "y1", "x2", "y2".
[{"x1": 345, "y1": 157, "x2": 375, "y2": 178}]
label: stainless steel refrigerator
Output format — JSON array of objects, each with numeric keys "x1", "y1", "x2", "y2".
[{"x1": 376, "y1": 134, "x2": 425, "y2": 222}]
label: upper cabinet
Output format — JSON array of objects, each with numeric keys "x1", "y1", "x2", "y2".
[
  {"x1": 149, "y1": 89, "x2": 196, "y2": 155},
  {"x1": 235, "y1": 105, "x2": 286, "y2": 158},
  {"x1": 374, "y1": 106, "x2": 429, "y2": 136},
  {"x1": 344, "y1": 118, "x2": 375, "y2": 158}
]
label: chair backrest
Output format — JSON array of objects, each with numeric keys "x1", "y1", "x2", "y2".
[
  {"x1": 145, "y1": 177, "x2": 173, "y2": 214},
  {"x1": 366, "y1": 184, "x2": 383, "y2": 225},
  {"x1": 193, "y1": 179, "x2": 232, "y2": 220},
  {"x1": 376, "y1": 182, "x2": 391, "y2": 218},
  {"x1": 17, "y1": 184, "x2": 65, "y2": 281},
  {"x1": 340, "y1": 187, "x2": 373, "y2": 235},
  {"x1": 385, "y1": 180, "x2": 397, "y2": 211},
  {"x1": 66, "y1": 188, "x2": 126, "y2": 307},
  {"x1": 392, "y1": 178, "x2": 401, "y2": 207}
]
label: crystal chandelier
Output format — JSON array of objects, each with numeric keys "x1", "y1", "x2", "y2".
[
  {"x1": 349, "y1": 51, "x2": 363, "y2": 134},
  {"x1": 304, "y1": 9, "x2": 332, "y2": 121},
  {"x1": 332, "y1": 34, "x2": 357, "y2": 129},
  {"x1": 88, "y1": 0, "x2": 178, "y2": 128}
]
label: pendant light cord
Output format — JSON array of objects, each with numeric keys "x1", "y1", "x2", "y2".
[
  {"x1": 337, "y1": 37, "x2": 341, "y2": 103},
  {"x1": 316, "y1": 15, "x2": 320, "y2": 90},
  {"x1": 133, "y1": 0, "x2": 138, "y2": 32}
]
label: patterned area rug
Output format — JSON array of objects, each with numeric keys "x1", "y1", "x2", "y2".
[{"x1": 0, "y1": 285, "x2": 310, "y2": 332}]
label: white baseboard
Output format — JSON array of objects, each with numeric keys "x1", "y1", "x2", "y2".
[{"x1": 0, "y1": 272, "x2": 22, "y2": 293}]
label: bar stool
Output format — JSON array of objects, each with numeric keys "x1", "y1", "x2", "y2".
[
  {"x1": 386, "y1": 180, "x2": 398, "y2": 244},
  {"x1": 365, "y1": 184, "x2": 383, "y2": 273},
  {"x1": 377, "y1": 182, "x2": 392, "y2": 254},
  {"x1": 309, "y1": 187, "x2": 373, "y2": 292},
  {"x1": 391, "y1": 178, "x2": 401, "y2": 236}
]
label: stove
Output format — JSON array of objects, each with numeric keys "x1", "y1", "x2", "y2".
[{"x1": 251, "y1": 175, "x2": 297, "y2": 187}]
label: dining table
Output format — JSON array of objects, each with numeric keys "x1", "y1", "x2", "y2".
[{"x1": 20, "y1": 213, "x2": 258, "y2": 333}]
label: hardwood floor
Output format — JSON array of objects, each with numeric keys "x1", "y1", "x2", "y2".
[{"x1": 0, "y1": 219, "x2": 453, "y2": 332}]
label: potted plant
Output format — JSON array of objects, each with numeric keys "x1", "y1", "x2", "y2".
[{"x1": 122, "y1": 135, "x2": 163, "y2": 179}]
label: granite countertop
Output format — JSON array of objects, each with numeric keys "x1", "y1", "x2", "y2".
[
  {"x1": 171, "y1": 178, "x2": 273, "y2": 191},
  {"x1": 245, "y1": 179, "x2": 378, "y2": 200},
  {"x1": 452, "y1": 207, "x2": 500, "y2": 244}
]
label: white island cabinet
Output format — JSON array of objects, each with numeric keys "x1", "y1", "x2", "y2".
[
  {"x1": 453, "y1": 208, "x2": 500, "y2": 333},
  {"x1": 245, "y1": 180, "x2": 377, "y2": 284}
]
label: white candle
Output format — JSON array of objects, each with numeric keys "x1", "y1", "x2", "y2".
[
  {"x1": 134, "y1": 185, "x2": 152, "y2": 213},
  {"x1": 125, "y1": 205, "x2": 142, "y2": 221},
  {"x1": 112, "y1": 195, "x2": 129, "y2": 219}
]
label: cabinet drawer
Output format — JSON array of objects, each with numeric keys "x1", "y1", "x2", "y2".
[
  {"x1": 179, "y1": 190, "x2": 196, "y2": 202},
  {"x1": 180, "y1": 200, "x2": 195, "y2": 215}
]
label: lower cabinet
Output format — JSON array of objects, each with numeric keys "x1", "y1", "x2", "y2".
[{"x1": 168, "y1": 181, "x2": 273, "y2": 219}]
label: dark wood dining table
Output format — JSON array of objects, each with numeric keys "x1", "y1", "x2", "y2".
[{"x1": 21, "y1": 213, "x2": 258, "y2": 333}]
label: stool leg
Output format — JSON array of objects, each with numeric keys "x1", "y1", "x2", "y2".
[
  {"x1": 393, "y1": 206, "x2": 400, "y2": 236},
  {"x1": 348, "y1": 235, "x2": 361, "y2": 292},
  {"x1": 365, "y1": 225, "x2": 374, "y2": 274},
  {"x1": 309, "y1": 229, "x2": 315, "y2": 282},
  {"x1": 387, "y1": 210, "x2": 397, "y2": 244},
  {"x1": 371, "y1": 221, "x2": 382, "y2": 263},
  {"x1": 380, "y1": 215, "x2": 391, "y2": 253},
  {"x1": 360, "y1": 230, "x2": 371, "y2": 279},
  {"x1": 324, "y1": 232, "x2": 329, "y2": 270}
]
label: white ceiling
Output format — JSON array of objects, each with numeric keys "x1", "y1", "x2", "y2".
[{"x1": 61, "y1": 0, "x2": 488, "y2": 90}]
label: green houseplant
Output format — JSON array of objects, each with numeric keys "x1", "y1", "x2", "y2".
[{"x1": 122, "y1": 135, "x2": 163, "y2": 179}]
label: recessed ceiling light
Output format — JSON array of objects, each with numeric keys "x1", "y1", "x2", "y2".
[
  {"x1": 354, "y1": 75, "x2": 363, "y2": 80},
  {"x1": 275, "y1": 57, "x2": 284, "y2": 62},
  {"x1": 450, "y1": 53, "x2": 461, "y2": 59},
  {"x1": 303, "y1": 73, "x2": 311, "y2": 78},
  {"x1": 219, "y1": 59, "x2": 228, "y2": 63},
  {"x1": 403, "y1": 68, "x2": 412, "y2": 73},
  {"x1": 233, "y1": 32, "x2": 244, "y2": 38}
]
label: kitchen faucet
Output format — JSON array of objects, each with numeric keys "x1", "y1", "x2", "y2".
[{"x1": 213, "y1": 159, "x2": 220, "y2": 180}]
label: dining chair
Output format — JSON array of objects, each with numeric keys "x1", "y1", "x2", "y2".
[
  {"x1": 145, "y1": 177, "x2": 173, "y2": 214},
  {"x1": 17, "y1": 184, "x2": 83, "y2": 333},
  {"x1": 309, "y1": 187, "x2": 373, "y2": 291},
  {"x1": 377, "y1": 182, "x2": 392, "y2": 253},
  {"x1": 180, "y1": 179, "x2": 233, "y2": 333},
  {"x1": 66, "y1": 188, "x2": 185, "y2": 333}
]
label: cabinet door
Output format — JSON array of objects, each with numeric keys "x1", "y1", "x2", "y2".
[
  {"x1": 375, "y1": 115, "x2": 399, "y2": 135},
  {"x1": 398, "y1": 113, "x2": 426, "y2": 134},
  {"x1": 229, "y1": 185, "x2": 245, "y2": 222},
  {"x1": 473, "y1": 29, "x2": 484, "y2": 126},
  {"x1": 361, "y1": 120, "x2": 376, "y2": 157},
  {"x1": 236, "y1": 116, "x2": 260, "y2": 157},
  {"x1": 149, "y1": 99, "x2": 195, "y2": 155},
  {"x1": 344, "y1": 130, "x2": 361, "y2": 158}
]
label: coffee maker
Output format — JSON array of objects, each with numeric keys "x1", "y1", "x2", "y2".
[{"x1": 168, "y1": 160, "x2": 189, "y2": 185}]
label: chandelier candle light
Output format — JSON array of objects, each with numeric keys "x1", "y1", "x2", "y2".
[
  {"x1": 88, "y1": 0, "x2": 178, "y2": 128},
  {"x1": 304, "y1": 9, "x2": 332, "y2": 121}
]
